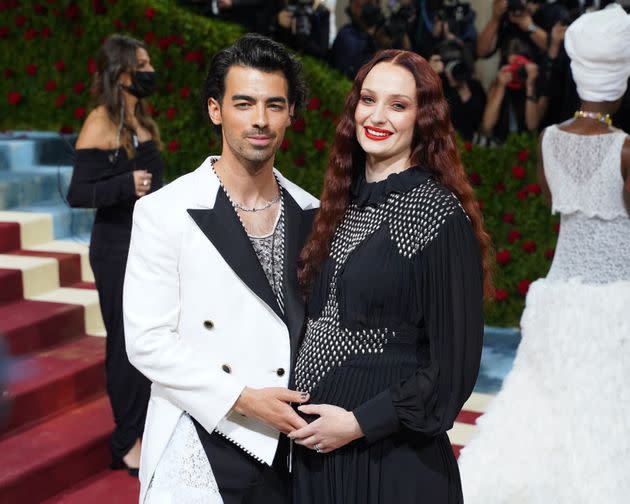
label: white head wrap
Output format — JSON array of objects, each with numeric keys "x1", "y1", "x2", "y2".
[{"x1": 564, "y1": 4, "x2": 630, "y2": 102}]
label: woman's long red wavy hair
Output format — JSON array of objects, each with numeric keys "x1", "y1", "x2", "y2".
[{"x1": 298, "y1": 50, "x2": 494, "y2": 298}]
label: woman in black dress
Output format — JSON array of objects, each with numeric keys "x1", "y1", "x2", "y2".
[
  {"x1": 290, "y1": 50, "x2": 491, "y2": 503},
  {"x1": 66, "y1": 35, "x2": 163, "y2": 475}
]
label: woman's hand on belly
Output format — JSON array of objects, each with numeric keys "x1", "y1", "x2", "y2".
[{"x1": 288, "y1": 404, "x2": 364, "y2": 454}]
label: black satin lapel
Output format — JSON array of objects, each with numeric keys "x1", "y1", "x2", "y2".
[
  {"x1": 187, "y1": 189, "x2": 283, "y2": 320},
  {"x1": 283, "y1": 191, "x2": 318, "y2": 369}
]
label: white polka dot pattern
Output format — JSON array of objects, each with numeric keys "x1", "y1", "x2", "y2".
[{"x1": 294, "y1": 178, "x2": 462, "y2": 393}]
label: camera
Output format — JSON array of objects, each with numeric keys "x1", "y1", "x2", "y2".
[
  {"x1": 286, "y1": 0, "x2": 315, "y2": 37},
  {"x1": 505, "y1": 54, "x2": 531, "y2": 90},
  {"x1": 439, "y1": 41, "x2": 472, "y2": 83},
  {"x1": 507, "y1": 0, "x2": 526, "y2": 16},
  {"x1": 436, "y1": 0, "x2": 472, "y2": 35}
]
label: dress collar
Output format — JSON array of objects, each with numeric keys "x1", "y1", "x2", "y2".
[{"x1": 350, "y1": 166, "x2": 433, "y2": 207}]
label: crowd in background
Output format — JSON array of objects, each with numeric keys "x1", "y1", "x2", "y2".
[{"x1": 180, "y1": 0, "x2": 630, "y2": 145}]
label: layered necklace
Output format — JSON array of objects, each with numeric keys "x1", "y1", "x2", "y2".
[{"x1": 574, "y1": 110, "x2": 613, "y2": 127}]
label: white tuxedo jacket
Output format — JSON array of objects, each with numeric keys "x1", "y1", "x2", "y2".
[{"x1": 123, "y1": 157, "x2": 319, "y2": 502}]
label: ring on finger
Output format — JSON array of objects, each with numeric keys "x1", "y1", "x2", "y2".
[
  {"x1": 314, "y1": 443, "x2": 322, "y2": 453},
  {"x1": 143, "y1": 179, "x2": 149, "y2": 187}
]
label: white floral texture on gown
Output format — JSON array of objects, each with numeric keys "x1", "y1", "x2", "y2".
[
  {"x1": 144, "y1": 413, "x2": 223, "y2": 504},
  {"x1": 458, "y1": 126, "x2": 630, "y2": 503}
]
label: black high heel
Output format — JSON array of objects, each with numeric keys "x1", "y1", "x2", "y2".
[{"x1": 110, "y1": 458, "x2": 139, "y2": 478}]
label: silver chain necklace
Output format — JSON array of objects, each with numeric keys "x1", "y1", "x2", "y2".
[{"x1": 210, "y1": 158, "x2": 281, "y2": 213}]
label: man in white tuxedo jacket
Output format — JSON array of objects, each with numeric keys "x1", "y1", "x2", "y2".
[{"x1": 123, "y1": 34, "x2": 319, "y2": 503}]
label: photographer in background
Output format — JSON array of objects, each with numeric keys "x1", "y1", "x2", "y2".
[
  {"x1": 330, "y1": 0, "x2": 381, "y2": 78},
  {"x1": 430, "y1": 40, "x2": 486, "y2": 140},
  {"x1": 414, "y1": 0, "x2": 478, "y2": 61},
  {"x1": 272, "y1": 0, "x2": 330, "y2": 59},
  {"x1": 182, "y1": 0, "x2": 275, "y2": 33},
  {"x1": 478, "y1": 38, "x2": 547, "y2": 145},
  {"x1": 477, "y1": 0, "x2": 567, "y2": 62}
]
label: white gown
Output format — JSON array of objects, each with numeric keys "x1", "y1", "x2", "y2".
[{"x1": 458, "y1": 125, "x2": 630, "y2": 503}]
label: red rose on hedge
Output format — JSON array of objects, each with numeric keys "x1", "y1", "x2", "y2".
[
  {"x1": 113, "y1": 18, "x2": 123, "y2": 29},
  {"x1": 145, "y1": 32, "x2": 155, "y2": 45},
  {"x1": 55, "y1": 94, "x2": 67, "y2": 107},
  {"x1": 517, "y1": 279, "x2": 531, "y2": 296},
  {"x1": 512, "y1": 165, "x2": 526, "y2": 179},
  {"x1": 294, "y1": 154, "x2": 306, "y2": 166},
  {"x1": 495, "y1": 289, "x2": 509, "y2": 302},
  {"x1": 292, "y1": 117, "x2": 305, "y2": 133},
  {"x1": 507, "y1": 229, "x2": 521, "y2": 244},
  {"x1": 34, "y1": 3, "x2": 48, "y2": 15},
  {"x1": 157, "y1": 37, "x2": 170, "y2": 51},
  {"x1": 313, "y1": 138, "x2": 326, "y2": 152},
  {"x1": 307, "y1": 97, "x2": 321, "y2": 111},
  {"x1": 0, "y1": 27, "x2": 9, "y2": 39},
  {"x1": 517, "y1": 149, "x2": 529, "y2": 162},
  {"x1": 25, "y1": 63, "x2": 37, "y2": 76},
  {"x1": 502, "y1": 212, "x2": 514, "y2": 224},
  {"x1": 64, "y1": 4, "x2": 80, "y2": 20},
  {"x1": 526, "y1": 183, "x2": 541, "y2": 195},
  {"x1": 15, "y1": 15, "x2": 27, "y2": 27},
  {"x1": 40, "y1": 26, "x2": 51, "y2": 38},
  {"x1": 477, "y1": 199, "x2": 485, "y2": 210},
  {"x1": 73, "y1": 81, "x2": 85, "y2": 94},
  {"x1": 166, "y1": 107, "x2": 177, "y2": 121},
  {"x1": 167, "y1": 140, "x2": 179, "y2": 152},
  {"x1": 55, "y1": 60, "x2": 66, "y2": 72},
  {"x1": 522, "y1": 240, "x2": 537, "y2": 253},
  {"x1": 45, "y1": 79, "x2": 57, "y2": 91},
  {"x1": 468, "y1": 172, "x2": 481, "y2": 186},
  {"x1": 554, "y1": 222, "x2": 560, "y2": 234},
  {"x1": 127, "y1": 19, "x2": 137, "y2": 31},
  {"x1": 59, "y1": 125, "x2": 73, "y2": 134},
  {"x1": 74, "y1": 107, "x2": 86, "y2": 120},
  {"x1": 179, "y1": 86, "x2": 190, "y2": 98},
  {"x1": 545, "y1": 248, "x2": 555, "y2": 260},
  {"x1": 464, "y1": 142, "x2": 473, "y2": 151},
  {"x1": 24, "y1": 28, "x2": 38, "y2": 40},
  {"x1": 516, "y1": 189, "x2": 528, "y2": 201},
  {"x1": 280, "y1": 138, "x2": 289, "y2": 152},
  {"x1": 495, "y1": 182, "x2": 506, "y2": 194},
  {"x1": 496, "y1": 249, "x2": 512, "y2": 265},
  {"x1": 87, "y1": 58, "x2": 97, "y2": 74},
  {"x1": 147, "y1": 103, "x2": 159, "y2": 117},
  {"x1": 145, "y1": 7, "x2": 156, "y2": 19},
  {"x1": 321, "y1": 109, "x2": 332, "y2": 119},
  {"x1": 8, "y1": 91, "x2": 22, "y2": 105}
]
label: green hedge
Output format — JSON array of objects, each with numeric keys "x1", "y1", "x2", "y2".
[{"x1": 1, "y1": 0, "x2": 558, "y2": 326}]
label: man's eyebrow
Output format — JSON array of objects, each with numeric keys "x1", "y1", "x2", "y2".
[{"x1": 231, "y1": 94, "x2": 288, "y2": 104}]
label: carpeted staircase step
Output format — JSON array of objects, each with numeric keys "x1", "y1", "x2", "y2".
[
  {"x1": 0, "y1": 211, "x2": 53, "y2": 249},
  {"x1": 0, "y1": 299, "x2": 85, "y2": 355},
  {"x1": 0, "y1": 396, "x2": 113, "y2": 504},
  {"x1": 0, "y1": 221, "x2": 21, "y2": 253},
  {"x1": 0, "y1": 268, "x2": 23, "y2": 304},
  {"x1": 43, "y1": 469, "x2": 139, "y2": 504},
  {"x1": 4, "y1": 336, "x2": 105, "y2": 434}
]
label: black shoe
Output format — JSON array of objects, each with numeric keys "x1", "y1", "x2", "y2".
[{"x1": 110, "y1": 458, "x2": 139, "y2": 477}]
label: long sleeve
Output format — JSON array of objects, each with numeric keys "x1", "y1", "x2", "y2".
[
  {"x1": 354, "y1": 210, "x2": 484, "y2": 443},
  {"x1": 66, "y1": 150, "x2": 136, "y2": 208},
  {"x1": 123, "y1": 196, "x2": 245, "y2": 434}
]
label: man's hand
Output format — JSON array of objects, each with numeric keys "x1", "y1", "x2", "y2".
[
  {"x1": 234, "y1": 387, "x2": 309, "y2": 434},
  {"x1": 497, "y1": 67, "x2": 512, "y2": 88},
  {"x1": 525, "y1": 62, "x2": 539, "y2": 84},
  {"x1": 492, "y1": 0, "x2": 508, "y2": 21},
  {"x1": 509, "y1": 12, "x2": 534, "y2": 31},
  {"x1": 288, "y1": 404, "x2": 364, "y2": 454}
]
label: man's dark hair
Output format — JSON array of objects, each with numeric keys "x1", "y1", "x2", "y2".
[{"x1": 201, "y1": 33, "x2": 307, "y2": 134}]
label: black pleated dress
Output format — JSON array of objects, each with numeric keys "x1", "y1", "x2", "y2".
[
  {"x1": 67, "y1": 140, "x2": 163, "y2": 462},
  {"x1": 292, "y1": 167, "x2": 484, "y2": 504}
]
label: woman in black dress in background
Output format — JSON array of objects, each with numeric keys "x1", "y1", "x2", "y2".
[
  {"x1": 67, "y1": 35, "x2": 163, "y2": 475},
  {"x1": 290, "y1": 50, "x2": 491, "y2": 503}
]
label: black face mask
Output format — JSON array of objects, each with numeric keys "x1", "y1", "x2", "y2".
[{"x1": 122, "y1": 71, "x2": 157, "y2": 99}]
